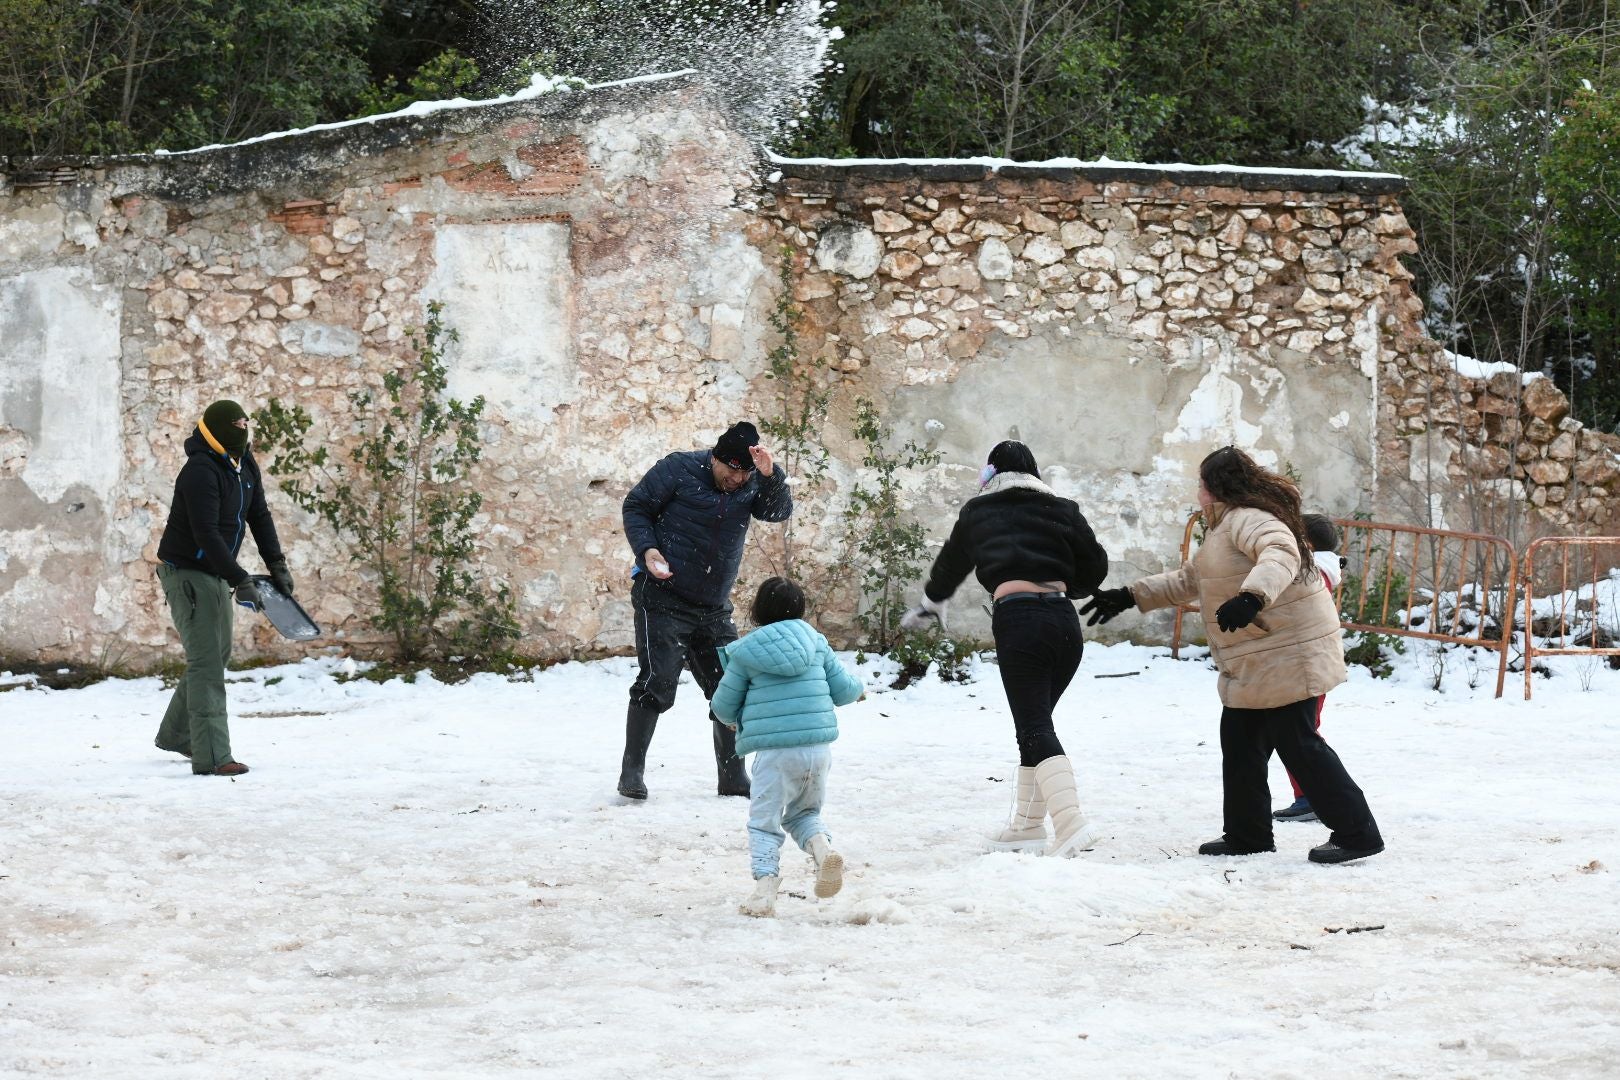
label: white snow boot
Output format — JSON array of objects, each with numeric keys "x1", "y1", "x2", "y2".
[
  {"x1": 988, "y1": 765, "x2": 1049, "y2": 851},
  {"x1": 1033, "y1": 755, "x2": 1100, "y2": 858},
  {"x1": 807, "y1": 834, "x2": 844, "y2": 898},
  {"x1": 739, "y1": 875, "x2": 780, "y2": 918}
]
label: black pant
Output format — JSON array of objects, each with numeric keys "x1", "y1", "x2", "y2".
[
  {"x1": 992, "y1": 595, "x2": 1082, "y2": 766},
  {"x1": 628, "y1": 574, "x2": 736, "y2": 715},
  {"x1": 1220, "y1": 697, "x2": 1383, "y2": 851}
]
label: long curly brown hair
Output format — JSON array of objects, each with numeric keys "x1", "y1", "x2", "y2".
[{"x1": 1199, "y1": 447, "x2": 1313, "y2": 580}]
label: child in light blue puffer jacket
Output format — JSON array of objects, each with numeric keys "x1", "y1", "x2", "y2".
[{"x1": 712, "y1": 577, "x2": 864, "y2": 917}]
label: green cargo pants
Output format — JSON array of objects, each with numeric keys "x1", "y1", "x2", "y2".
[{"x1": 154, "y1": 563, "x2": 238, "y2": 774}]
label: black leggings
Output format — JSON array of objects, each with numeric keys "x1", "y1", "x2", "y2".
[
  {"x1": 992, "y1": 595, "x2": 1083, "y2": 766},
  {"x1": 1220, "y1": 697, "x2": 1383, "y2": 851}
]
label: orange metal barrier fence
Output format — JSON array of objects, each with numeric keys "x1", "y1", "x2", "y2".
[
  {"x1": 1520, "y1": 536, "x2": 1620, "y2": 700},
  {"x1": 1169, "y1": 514, "x2": 1519, "y2": 698}
]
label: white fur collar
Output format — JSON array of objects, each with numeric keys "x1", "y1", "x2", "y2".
[{"x1": 979, "y1": 472, "x2": 1056, "y2": 498}]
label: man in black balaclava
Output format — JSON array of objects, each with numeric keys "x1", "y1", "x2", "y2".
[{"x1": 153, "y1": 399, "x2": 295, "y2": 776}]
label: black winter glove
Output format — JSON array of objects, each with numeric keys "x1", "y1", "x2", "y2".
[
  {"x1": 267, "y1": 558, "x2": 295, "y2": 597},
  {"x1": 1079, "y1": 586, "x2": 1135, "y2": 626},
  {"x1": 1214, "y1": 592, "x2": 1264, "y2": 632},
  {"x1": 233, "y1": 579, "x2": 264, "y2": 611}
]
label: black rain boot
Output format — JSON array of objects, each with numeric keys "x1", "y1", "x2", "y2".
[
  {"x1": 618, "y1": 705, "x2": 659, "y2": 800},
  {"x1": 712, "y1": 718, "x2": 750, "y2": 797}
]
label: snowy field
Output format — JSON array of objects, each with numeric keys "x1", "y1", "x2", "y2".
[{"x1": 2, "y1": 639, "x2": 1617, "y2": 1079}]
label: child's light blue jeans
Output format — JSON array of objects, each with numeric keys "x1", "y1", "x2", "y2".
[{"x1": 747, "y1": 744, "x2": 832, "y2": 879}]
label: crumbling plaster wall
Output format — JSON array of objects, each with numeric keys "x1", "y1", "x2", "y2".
[
  {"x1": 0, "y1": 80, "x2": 775, "y2": 662},
  {"x1": 2, "y1": 78, "x2": 1613, "y2": 663},
  {"x1": 761, "y1": 166, "x2": 1406, "y2": 641}
]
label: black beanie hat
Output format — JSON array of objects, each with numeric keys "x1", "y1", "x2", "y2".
[
  {"x1": 202, "y1": 399, "x2": 249, "y2": 455},
  {"x1": 987, "y1": 440, "x2": 1040, "y2": 479},
  {"x1": 713, "y1": 421, "x2": 759, "y2": 471}
]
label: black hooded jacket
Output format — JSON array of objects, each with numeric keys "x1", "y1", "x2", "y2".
[
  {"x1": 156, "y1": 430, "x2": 283, "y2": 586},
  {"x1": 622, "y1": 449, "x2": 793, "y2": 609},
  {"x1": 923, "y1": 472, "x2": 1108, "y2": 603}
]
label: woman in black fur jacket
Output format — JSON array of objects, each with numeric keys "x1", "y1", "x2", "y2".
[{"x1": 901, "y1": 441, "x2": 1109, "y2": 856}]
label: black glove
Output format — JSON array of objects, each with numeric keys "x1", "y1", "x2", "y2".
[
  {"x1": 1079, "y1": 586, "x2": 1135, "y2": 626},
  {"x1": 1214, "y1": 592, "x2": 1264, "y2": 632},
  {"x1": 267, "y1": 558, "x2": 295, "y2": 597},
  {"x1": 233, "y1": 579, "x2": 264, "y2": 611}
]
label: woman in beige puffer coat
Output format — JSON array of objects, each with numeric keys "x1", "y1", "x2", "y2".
[{"x1": 1082, "y1": 447, "x2": 1384, "y2": 865}]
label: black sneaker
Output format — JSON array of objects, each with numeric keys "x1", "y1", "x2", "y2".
[
  {"x1": 1272, "y1": 797, "x2": 1318, "y2": 822},
  {"x1": 1309, "y1": 841, "x2": 1384, "y2": 864},
  {"x1": 1198, "y1": 839, "x2": 1276, "y2": 856}
]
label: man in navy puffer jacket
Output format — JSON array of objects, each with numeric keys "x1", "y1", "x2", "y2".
[{"x1": 617, "y1": 421, "x2": 793, "y2": 800}]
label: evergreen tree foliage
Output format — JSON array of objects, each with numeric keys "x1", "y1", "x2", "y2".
[
  {"x1": 0, "y1": 0, "x2": 376, "y2": 159},
  {"x1": 788, "y1": 0, "x2": 1458, "y2": 165},
  {"x1": 366, "y1": 0, "x2": 481, "y2": 93},
  {"x1": 354, "y1": 48, "x2": 482, "y2": 117},
  {"x1": 1360, "y1": 1, "x2": 1620, "y2": 431},
  {"x1": 1544, "y1": 83, "x2": 1620, "y2": 430}
]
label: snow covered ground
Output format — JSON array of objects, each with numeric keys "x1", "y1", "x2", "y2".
[{"x1": 2, "y1": 638, "x2": 1616, "y2": 1078}]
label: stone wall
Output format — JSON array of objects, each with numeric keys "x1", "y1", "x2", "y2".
[
  {"x1": 1376, "y1": 338, "x2": 1620, "y2": 537},
  {"x1": 762, "y1": 162, "x2": 1410, "y2": 636},
  {"x1": 1, "y1": 78, "x2": 773, "y2": 662},
  {"x1": 1, "y1": 77, "x2": 1614, "y2": 664}
]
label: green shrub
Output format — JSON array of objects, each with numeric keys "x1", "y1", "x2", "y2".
[
  {"x1": 841, "y1": 397, "x2": 941, "y2": 654},
  {"x1": 884, "y1": 628, "x2": 977, "y2": 689},
  {"x1": 757, "y1": 246, "x2": 832, "y2": 577},
  {"x1": 1343, "y1": 631, "x2": 1406, "y2": 679},
  {"x1": 254, "y1": 303, "x2": 520, "y2": 663},
  {"x1": 1338, "y1": 550, "x2": 1410, "y2": 679}
]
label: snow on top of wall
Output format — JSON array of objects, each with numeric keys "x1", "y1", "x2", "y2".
[
  {"x1": 1445, "y1": 350, "x2": 1546, "y2": 385},
  {"x1": 152, "y1": 71, "x2": 697, "y2": 158},
  {"x1": 767, "y1": 150, "x2": 1403, "y2": 181}
]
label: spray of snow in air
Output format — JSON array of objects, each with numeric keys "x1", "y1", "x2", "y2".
[{"x1": 476, "y1": 1, "x2": 842, "y2": 150}]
